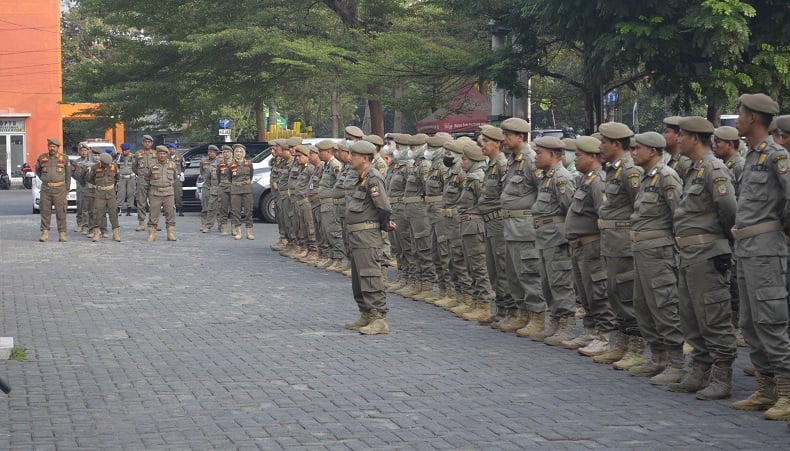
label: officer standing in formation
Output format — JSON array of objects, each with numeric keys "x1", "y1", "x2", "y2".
[
  {"x1": 37, "y1": 138, "x2": 70, "y2": 242},
  {"x1": 116, "y1": 143, "x2": 137, "y2": 217},
  {"x1": 146, "y1": 145, "x2": 178, "y2": 242},
  {"x1": 86, "y1": 153, "x2": 121, "y2": 242},
  {"x1": 168, "y1": 142, "x2": 186, "y2": 217},
  {"x1": 73, "y1": 142, "x2": 90, "y2": 232},
  {"x1": 133, "y1": 135, "x2": 156, "y2": 232},
  {"x1": 228, "y1": 144, "x2": 254, "y2": 240},
  {"x1": 216, "y1": 145, "x2": 234, "y2": 235},
  {"x1": 199, "y1": 145, "x2": 219, "y2": 232}
]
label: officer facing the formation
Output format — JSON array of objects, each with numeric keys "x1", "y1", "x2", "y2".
[
  {"x1": 229, "y1": 144, "x2": 254, "y2": 240},
  {"x1": 668, "y1": 116, "x2": 737, "y2": 400},
  {"x1": 146, "y1": 145, "x2": 178, "y2": 242},
  {"x1": 36, "y1": 138, "x2": 71, "y2": 242},
  {"x1": 168, "y1": 143, "x2": 185, "y2": 216},
  {"x1": 133, "y1": 135, "x2": 157, "y2": 231},
  {"x1": 87, "y1": 153, "x2": 121, "y2": 242},
  {"x1": 116, "y1": 143, "x2": 136, "y2": 216},
  {"x1": 342, "y1": 140, "x2": 394, "y2": 335},
  {"x1": 731, "y1": 94, "x2": 790, "y2": 420},
  {"x1": 200, "y1": 145, "x2": 219, "y2": 232}
]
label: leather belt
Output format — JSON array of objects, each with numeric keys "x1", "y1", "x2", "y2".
[
  {"x1": 121, "y1": 174, "x2": 133, "y2": 178},
  {"x1": 347, "y1": 221, "x2": 380, "y2": 232},
  {"x1": 97, "y1": 185, "x2": 115, "y2": 191},
  {"x1": 402, "y1": 196, "x2": 423, "y2": 204},
  {"x1": 332, "y1": 198, "x2": 345, "y2": 205},
  {"x1": 308, "y1": 194, "x2": 320, "y2": 202},
  {"x1": 731, "y1": 220, "x2": 783, "y2": 240},
  {"x1": 535, "y1": 215, "x2": 564, "y2": 229},
  {"x1": 45, "y1": 181, "x2": 65, "y2": 187},
  {"x1": 440, "y1": 208, "x2": 456, "y2": 218},
  {"x1": 568, "y1": 234, "x2": 600, "y2": 249},
  {"x1": 629, "y1": 229, "x2": 673, "y2": 242},
  {"x1": 502, "y1": 209, "x2": 532, "y2": 219},
  {"x1": 598, "y1": 219, "x2": 631, "y2": 229},
  {"x1": 482, "y1": 209, "x2": 502, "y2": 222},
  {"x1": 220, "y1": 181, "x2": 232, "y2": 185},
  {"x1": 424, "y1": 195, "x2": 443, "y2": 203},
  {"x1": 296, "y1": 198, "x2": 310, "y2": 206},
  {"x1": 675, "y1": 233, "x2": 726, "y2": 249},
  {"x1": 456, "y1": 213, "x2": 482, "y2": 223},
  {"x1": 320, "y1": 198, "x2": 333, "y2": 205},
  {"x1": 232, "y1": 181, "x2": 249, "y2": 186}
]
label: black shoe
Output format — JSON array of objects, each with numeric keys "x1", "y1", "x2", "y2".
[{"x1": 125, "y1": 207, "x2": 132, "y2": 216}]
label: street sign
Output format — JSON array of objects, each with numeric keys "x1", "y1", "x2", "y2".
[
  {"x1": 218, "y1": 119, "x2": 232, "y2": 129},
  {"x1": 218, "y1": 129, "x2": 231, "y2": 136}
]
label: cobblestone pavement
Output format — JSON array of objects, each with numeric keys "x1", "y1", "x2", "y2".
[{"x1": 0, "y1": 190, "x2": 786, "y2": 449}]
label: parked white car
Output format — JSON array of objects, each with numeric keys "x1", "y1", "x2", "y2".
[{"x1": 30, "y1": 155, "x2": 80, "y2": 214}]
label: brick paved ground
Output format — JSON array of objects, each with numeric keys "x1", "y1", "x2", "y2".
[{"x1": 0, "y1": 190, "x2": 786, "y2": 449}]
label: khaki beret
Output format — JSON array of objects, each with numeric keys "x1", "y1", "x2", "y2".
[
  {"x1": 286, "y1": 136, "x2": 302, "y2": 148},
  {"x1": 561, "y1": 138, "x2": 577, "y2": 151},
  {"x1": 233, "y1": 143, "x2": 246, "y2": 151},
  {"x1": 591, "y1": 132, "x2": 603, "y2": 141},
  {"x1": 78, "y1": 142, "x2": 89, "y2": 149},
  {"x1": 598, "y1": 122, "x2": 634, "y2": 140},
  {"x1": 435, "y1": 132, "x2": 453, "y2": 139},
  {"x1": 142, "y1": 134, "x2": 154, "y2": 142},
  {"x1": 500, "y1": 117, "x2": 530, "y2": 134},
  {"x1": 775, "y1": 115, "x2": 790, "y2": 133},
  {"x1": 739, "y1": 93, "x2": 780, "y2": 115},
  {"x1": 294, "y1": 145, "x2": 309, "y2": 156},
  {"x1": 47, "y1": 137, "x2": 61, "y2": 146},
  {"x1": 363, "y1": 134, "x2": 384, "y2": 147},
  {"x1": 634, "y1": 131, "x2": 666, "y2": 149},
  {"x1": 462, "y1": 142, "x2": 486, "y2": 162},
  {"x1": 576, "y1": 136, "x2": 601, "y2": 154},
  {"x1": 221, "y1": 145, "x2": 232, "y2": 152},
  {"x1": 91, "y1": 147, "x2": 102, "y2": 154},
  {"x1": 344, "y1": 125, "x2": 364, "y2": 138},
  {"x1": 443, "y1": 140, "x2": 464, "y2": 154},
  {"x1": 316, "y1": 139, "x2": 335, "y2": 151},
  {"x1": 350, "y1": 140, "x2": 376, "y2": 155},
  {"x1": 100, "y1": 153, "x2": 113, "y2": 164},
  {"x1": 480, "y1": 126, "x2": 505, "y2": 142},
  {"x1": 714, "y1": 126, "x2": 740, "y2": 141},
  {"x1": 769, "y1": 118, "x2": 777, "y2": 132},
  {"x1": 335, "y1": 141, "x2": 348, "y2": 152},
  {"x1": 155, "y1": 145, "x2": 169, "y2": 153},
  {"x1": 427, "y1": 134, "x2": 452, "y2": 148},
  {"x1": 534, "y1": 136, "x2": 564, "y2": 150},
  {"x1": 662, "y1": 116, "x2": 682, "y2": 127},
  {"x1": 629, "y1": 137, "x2": 636, "y2": 148},
  {"x1": 410, "y1": 133, "x2": 428, "y2": 146},
  {"x1": 208, "y1": 145, "x2": 219, "y2": 151},
  {"x1": 679, "y1": 116, "x2": 715, "y2": 134},
  {"x1": 308, "y1": 145, "x2": 319, "y2": 154},
  {"x1": 393, "y1": 134, "x2": 412, "y2": 145}
]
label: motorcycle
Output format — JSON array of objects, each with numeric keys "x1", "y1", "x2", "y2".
[
  {"x1": 21, "y1": 163, "x2": 33, "y2": 189},
  {"x1": 0, "y1": 169, "x2": 10, "y2": 190}
]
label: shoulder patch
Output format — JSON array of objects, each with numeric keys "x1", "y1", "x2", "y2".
[
  {"x1": 557, "y1": 180, "x2": 567, "y2": 194},
  {"x1": 628, "y1": 173, "x2": 640, "y2": 190},
  {"x1": 370, "y1": 184, "x2": 380, "y2": 197},
  {"x1": 714, "y1": 177, "x2": 729, "y2": 196},
  {"x1": 665, "y1": 187, "x2": 676, "y2": 202},
  {"x1": 774, "y1": 154, "x2": 789, "y2": 174}
]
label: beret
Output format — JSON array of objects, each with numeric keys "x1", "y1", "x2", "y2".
[
  {"x1": 462, "y1": 142, "x2": 486, "y2": 162},
  {"x1": 350, "y1": 140, "x2": 376, "y2": 155},
  {"x1": 308, "y1": 145, "x2": 319, "y2": 154},
  {"x1": 167, "y1": 142, "x2": 177, "y2": 149},
  {"x1": 393, "y1": 134, "x2": 412, "y2": 145},
  {"x1": 335, "y1": 141, "x2": 348, "y2": 152},
  {"x1": 769, "y1": 118, "x2": 777, "y2": 132},
  {"x1": 155, "y1": 145, "x2": 169, "y2": 153},
  {"x1": 630, "y1": 137, "x2": 637, "y2": 148},
  {"x1": 591, "y1": 132, "x2": 603, "y2": 141},
  {"x1": 561, "y1": 138, "x2": 577, "y2": 151},
  {"x1": 679, "y1": 116, "x2": 714, "y2": 134},
  {"x1": 100, "y1": 153, "x2": 113, "y2": 164},
  {"x1": 500, "y1": 117, "x2": 530, "y2": 134},
  {"x1": 78, "y1": 142, "x2": 89, "y2": 149},
  {"x1": 363, "y1": 134, "x2": 384, "y2": 146},
  {"x1": 47, "y1": 137, "x2": 61, "y2": 146},
  {"x1": 427, "y1": 134, "x2": 452, "y2": 148},
  {"x1": 534, "y1": 136, "x2": 564, "y2": 150},
  {"x1": 775, "y1": 115, "x2": 790, "y2": 133},
  {"x1": 714, "y1": 126, "x2": 740, "y2": 141},
  {"x1": 480, "y1": 125, "x2": 505, "y2": 142},
  {"x1": 221, "y1": 145, "x2": 232, "y2": 151},
  {"x1": 410, "y1": 133, "x2": 429, "y2": 146},
  {"x1": 576, "y1": 136, "x2": 601, "y2": 154},
  {"x1": 91, "y1": 147, "x2": 102, "y2": 154},
  {"x1": 316, "y1": 139, "x2": 335, "y2": 151},
  {"x1": 344, "y1": 125, "x2": 364, "y2": 138},
  {"x1": 232, "y1": 143, "x2": 246, "y2": 150},
  {"x1": 120, "y1": 143, "x2": 131, "y2": 151},
  {"x1": 435, "y1": 132, "x2": 453, "y2": 139},
  {"x1": 662, "y1": 116, "x2": 682, "y2": 127},
  {"x1": 634, "y1": 131, "x2": 666, "y2": 149},
  {"x1": 142, "y1": 135, "x2": 154, "y2": 141},
  {"x1": 739, "y1": 93, "x2": 780, "y2": 115},
  {"x1": 207, "y1": 145, "x2": 219, "y2": 151},
  {"x1": 286, "y1": 136, "x2": 302, "y2": 148},
  {"x1": 598, "y1": 122, "x2": 634, "y2": 140},
  {"x1": 443, "y1": 140, "x2": 464, "y2": 154},
  {"x1": 294, "y1": 145, "x2": 309, "y2": 156}
]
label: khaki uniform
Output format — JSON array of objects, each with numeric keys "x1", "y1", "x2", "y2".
[
  {"x1": 674, "y1": 150, "x2": 737, "y2": 364},
  {"x1": 294, "y1": 160, "x2": 316, "y2": 251},
  {"x1": 229, "y1": 158, "x2": 253, "y2": 229},
  {"x1": 501, "y1": 147, "x2": 544, "y2": 313},
  {"x1": 79, "y1": 157, "x2": 100, "y2": 233},
  {"x1": 667, "y1": 152, "x2": 693, "y2": 182},
  {"x1": 347, "y1": 166, "x2": 391, "y2": 312},
  {"x1": 87, "y1": 161, "x2": 120, "y2": 231},
  {"x1": 630, "y1": 162, "x2": 684, "y2": 352},
  {"x1": 479, "y1": 152, "x2": 511, "y2": 308},
  {"x1": 599, "y1": 153, "x2": 643, "y2": 336},
  {"x1": 734, "y1": 137, "x2": 790, "y2": 377},
  {"x1": 270, "y1": 155, "x2": 285, "y2": 240},
  {"x1": 425, "y1": 154, "x2": 452, "y2": 292},
  {"x1": 73, "y1": 157, "x2": 90, "y2": 229},
  {"x1": 387, "y1": 159, "x2": 411, "y2": 276},
  {"x1": 331, "y1": 162, "x2": 353, "y2": 256},
  {"x1": 216, "y1": 157, "x2": 233, "y2": 230},
  {"x1": 133, "y1": 150, "x2": 157, "y2": 224},
  {"x1": 373, "y1": 154, "x2": 393, "y2": 265},
  {"x1": 566, "y1": 167, "x2": 613, "y2": 332},
  {"x1": 442, "y1": 164, "x2": 472, "y2": 295},
  {"x1": 36, "y1": 152, "x2": 71, "y2": 233},
  {"x1": 289, "y1": 160, "x2": 307, "y2": 246},
  {"x1": 170, "y1": 152, "x2": 184, "y2": 212},
  {"x1": 309, "y1": 161, "x2": 325, "y2": 254},
  {"x1": 147, "y1": 159, "x2": 177, "y2": 228},
  {"x1": 277, "y1": 157, "x2": 295, "y2": 243},
  {"x1": 403, "y1": 156, "x2": 435, "y2": 284},
  {"x1": 116, "y1": 153, "x2": 136, "y2": 211},
  {"x1": 724, "y1": 152, "x2": 746, "y2": 332},
  {"x1": 319, "y1": 157, "x2": 344, "y2": 259},
  {"x1": 457, "y1": 163, "x2": 495, "y2": 301},
  {"x1": 533, "y1": 163, "x2": 576, "y2": 318},
  {"x1": 200, "y1": 156, "x2": 219, "y2": 230}
]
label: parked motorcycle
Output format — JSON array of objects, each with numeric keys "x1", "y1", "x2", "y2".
[
  {"x1": 21, "y1": 163, "x2": 33, "y2": 189},
  {"x1": 0, "y1": 169, "x2": 11, "y2": 190}
]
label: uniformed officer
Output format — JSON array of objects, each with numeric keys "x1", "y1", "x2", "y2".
[
  {"x1": 287, "y1": 144, "x2": 310, "y2": 256},
  {"x1": 593, "y1": 122, "x2": 645, "y2": 368},
  {"x1": 132, "y1": 135, "x2": 156, "y2": 231},
  {"x1": 529, "y1": 137, "x2": 577, "y2": 345},
  {"x1": 199, "y1": 145, "x2": 219, "y2": 232},
  {"x1": 294, "y1": 144, "x2": 317, "y2": 255},
  {"x1": 229, "y1": 144, "x2": 254, "y2": 240},
  {"x1": 338, "y1": 129, "x2": 364, "y2": 276},
  {"x1": 168, "y1": 143, "x2": 185, "y2": 216},
  {"x1": 731, "y1": 96, "x2": 790, "y2": 420},
  {"x1": 146, "y1": 145, "x2": 178, "y2": 242},
  {"x1": 627, "y1": 132, "x2": 686, "y2": 384},
  {"x1": 270, "y1": 140, "x2": 288, "y2": 250},
  {"x1": 662, "y1": 116, "x2": 693, "y2": 179},
  {"x1": 562, "y1": 136, "x2": 614, "y2": 354},
  {"x1": 217, "y1": 145, "x2": 234, "y2": 236},
  {"x1": 36, "y1": 138, "x2": 71, "y2": 242},
  {"x1": 422, "y1": 133, "x2": 454, "y2": 303},
  {"x1": 306, "y1": 145, "x2": 325, "y2": 263},
  {"x1": 387, "y1": 134, "x2": 414, "y2": 291},
  {"x1": 327, "y1": 141, "x2": 352, "y2": 272},
  {"x1": 73, "y1": 143, "x2": 91, "y2": 232},
  {"x1": 116, "y1": 143, "x2": 136, "y2": 217},
  {"x1": 277, "y1": 139, "x2": 298, "y2": 248},
  {"x1": 365, "y1": 134, "x2": 394, "y2": 285},
  {"x1": 87, "y1": 153, "x2": 121, "y2": 242},
  {"x1": 317, "y1": 140, "x2": 344, "y2": 269},
  {"x1": 667, "y1": 116, "x2": 737, "y2": 400},
  {"x1": 343, "y1": 140, "x2": 394, "y2": 335},
  {"x1": 80, "y1": 148, "x2": 102, "y2": 238}
]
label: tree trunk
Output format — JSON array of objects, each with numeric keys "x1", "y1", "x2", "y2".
[
  {"x1": 255, "y1": 101, "x2": 265, "y2": 141},
  {"x1": 331, "y1": 86, "x2": 340, "y2": 138},
  {"x1": 393, "y1": 86, "x2": 403, "y2": 133},
  {"x1": 267, "y1": 102, "x2": 278, "y2": 130},
  {"x1": 368, "y1": 84, "x2": 384, "y2": 137}
]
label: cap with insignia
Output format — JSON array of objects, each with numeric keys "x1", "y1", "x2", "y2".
[
  {"x1": 308, "y1": 145, "x2": 319, "y2": 154},
  {"x1": 350, "y1": 140, "x2": 376, "y2": 155},
  {"x1": 120, "y1": 143, "x2": 131, "y2": 151},
  {"x1": 462, "y1": 142, "x2": 486, "y2": 161},
  {"x1": 534, "y1": 136, "x2": 564, "y2": 150},
  {"x1": 714, "y1": 126, "x2": 740, "y2": 141},
  {"x1": 480, "y1": 126, "x2": 505, "y2": 142},
  {"x1": 78, "y1": 142, "x2": 89, "y2": 149},
  {"x1": 598, "y1": 122, "x2": 634, "y2": 140},
  {"x1": 100, "y1": 153, "x2": 113, "y2": 164},
  {"x1": 500, "y1": 117, "x2": 530, "y2": 134},
  {"x1": 294, "y1": 145, "x2": 309, "y2": 156},
  {"x1": 316, "y1": 139, "x2": 335, "y2": 151},
  {"x1": 443, "y1": 140, "x2": 465, "y2": 154},
  {"x1": 739, "y1": 93, "x2": 780, "y2": 115},
  {"x1": 335, "y1": 141, "x2": 349, "y2": 152},
  {"x1": 679, "y1": 116, "x2": 715, "y2": 134},
  {"x1": 156, "y1": 145, "x2": 169, "y2": 153},
  {"x1": 576, "y1": 136, "x2": 601, "y2": 154},
  {"x1": 635, "y1": 131, "x2": 666, "y2": 149},
  {"x1": 47, "y1": 137, "x2": 61, "y2": 146},
  {"x1": 363, "y1": 134, "x2": 384, "y2": 147},
  {"x1": 427, "y1": 134, "x2": 452, "y2": 148},
  {"x1": 142, "y1": 134, "x2": 154, "y2": 142},
  {"x1": 286, "y1": 136, "x2": 302, "y2": 148},
  {"x1": 776, "y1": 115, "x2": 790, "y2": 133},
  {"x1": 344, "y1": 125, "x2": 364, "y2": 139}
]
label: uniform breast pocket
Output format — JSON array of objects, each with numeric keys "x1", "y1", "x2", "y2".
[
  {"x1": 570, "y1": 189, "x2": 587, "y2": 213},
  {"x1": 348, "y1": 190, "x2": 367, "y2": 212},
  {"x1": 742, "y1": 170, "x2": 768, "y2": 200},
  {"x1": 503, "y1": 175, "x2": 525, "y2": 195},
  {"x1": 685, "y1": 183, "x2": 704, "y2": 196},
  {"x1": 406, "y1": 174, "x2": 418, "y2": 183},
  {"x1": 605, "y1": 182, "x2": 621, "y2": 196},
  {"x1": 536, "y1": 191, "x2": 552, "y2": 205},
  {"x1": 637, "y1": 191, "x2": 659, "y2": 214}
]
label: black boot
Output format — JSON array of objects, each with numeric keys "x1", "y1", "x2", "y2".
[
  {"x1": 126, "y1": 206, "x2": 132, "y2": 216},
  {"x1": 178, "y1": 208, "x2": 184, "y2": 217}
]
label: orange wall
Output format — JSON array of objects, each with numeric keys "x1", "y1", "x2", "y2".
[{"x1": 0, "y1": 1, "x2": 62, "y2": 163}]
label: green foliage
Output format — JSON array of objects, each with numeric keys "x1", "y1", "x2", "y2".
[{"x1": 10, "y1": 346, "x2": 27, "y2": 362}]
